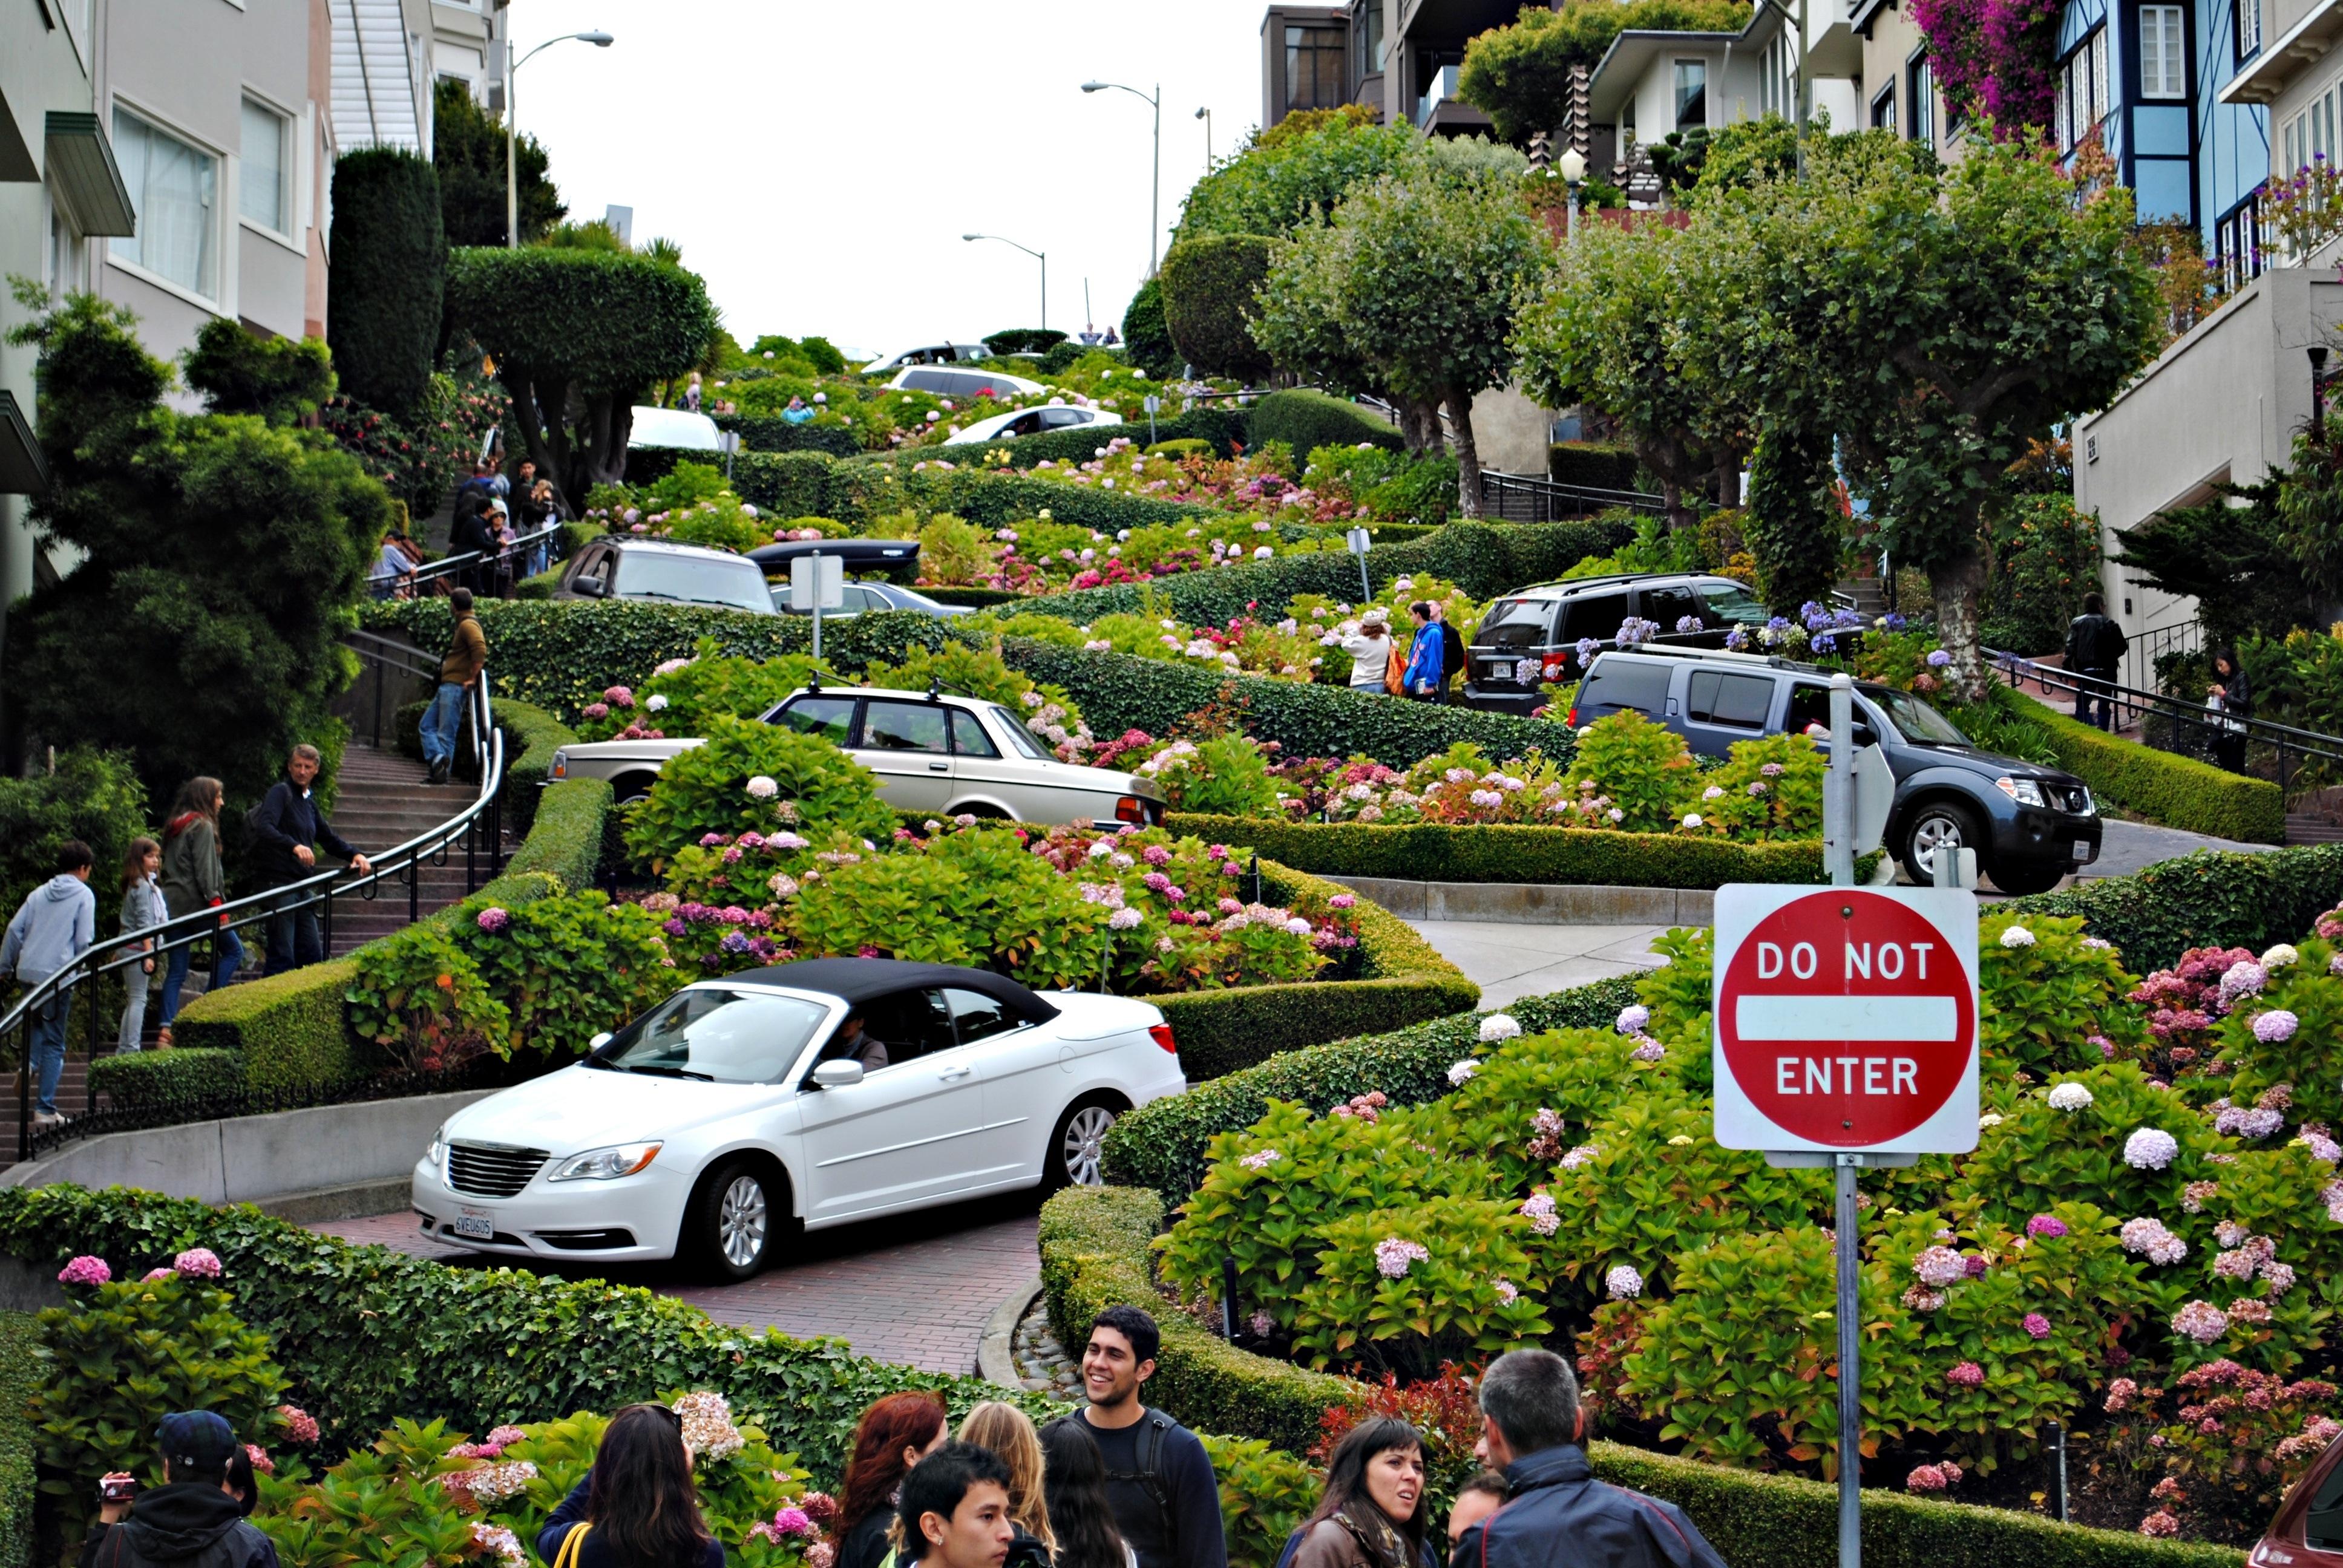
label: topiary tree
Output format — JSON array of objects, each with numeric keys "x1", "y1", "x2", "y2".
[
  {"x1": 1120, "y1": 276, "x2": 1179, "y2": 379},
  {"x1": 445, "y1": 246, "x2": 719, "y2": 508},
  {"x1": 1176, "y1": 114, "x2": 1421, "y2": 241},
  {"x1": 329, "y1": 148, "x2": 444, "y2": 416},
  {"x1": 1158, "y1": 234, "x2": 1276, "y2": 382},
  {"x1": 1743, "y1": 423, "x2": 1844, "y2": 616},
  {"x1": 182, "y1": 317, "x2": 336, "y2": 426},
  {"x1": 431, "y1": 76, "x2": 564, "y2": 246}
]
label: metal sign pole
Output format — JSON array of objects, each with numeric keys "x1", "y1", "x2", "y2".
[{"x1": 1828, "y1": 669, "x2": 1860, "y2": 1568}]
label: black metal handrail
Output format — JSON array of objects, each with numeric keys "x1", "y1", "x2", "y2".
[
  {"x1": 5, "y1": 662, "x2": 509, "y2": 1163},
  {"x1": 384, "y1": 521, "x2": 562, "y2": 595},
  {"x1": 1480, "y1": 469, "x2": 1668, "y2": 521}
]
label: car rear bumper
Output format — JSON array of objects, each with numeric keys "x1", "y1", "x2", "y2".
[{"x1": 1461, "y1": 682, "x2": 1547, "y2": 716}]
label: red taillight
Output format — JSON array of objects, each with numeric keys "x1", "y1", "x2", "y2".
[
  {"x1": 1115, "y1": 795, "x2": 1148, "y2": 824},
  {"x1": 1565, "y1": 707, "x2": 1579, "y2": 727},
  {"x1": 1149, "y1": 1023, "x2": 1178, "y2": 1055}
]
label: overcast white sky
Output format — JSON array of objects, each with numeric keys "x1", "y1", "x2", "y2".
[{"x1": 512, "y1": 0, "x2": 1276, "y2": 359}]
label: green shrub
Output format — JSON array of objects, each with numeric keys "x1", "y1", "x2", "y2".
[
  {"x1": 1103, "y1": 972, "x2": 1644, "y2": 1202},
  {"x1": 2006, "y1": 693, "x2": 2283, "y2": 843},
  {"x1": 1147, "y1": 438, "x2": 1214, "y2": 460},
  {"x1": 174, "y1": 959, "x2": 374, "y2": 1091},
  {"x1": 1122, "y1": 276, "x2": 1178, "y2": 378},
  {"x1": 342, "y1": 923, "x2": 512, "y2": 1074},
  {"x1": 712, "y1": 414, "x2": 862, "y2": 457},
  {"x1": 454, "y1": 889, "x2": 680, "y2": 1059},
  {"x1": 86, "y1": 1048, "x2": 244, "y2": 1108},
  {"x1": 1999, "y1": 843, "x2": 2343, "y2": 972},
  {"x1": 1291, "y1": 1199, "x2": 1550, "y2": 1375},
  {"x1": 1160, "y1": 235, "x2": 1276, "y2": 381},
  {"x1": 1249, "y1": 390, "x2": 1403, "y2": 454},
  {"x1": 494, "y1": 699, "x2": 577, "y2": 835},
  {"x1": 327, "y1": 148, "x2": 444, "y2": 414},
  {"x1": 0, "y1": 1185, "x2": 1038, "y2": 1483},
  {"x1": 502, "y1": 777, "x2": 610, "y2": 889},
  {"x1": 1200, "y1": 1434, "x2": 1319, "y2": 1568},
  {"x1": 0, "y1": 1313, "x2": 32, "y2": 1568},
  {"x1": 1548, "y1": 442, "x2": 1643, "y2": 492},
  {"x1": 183, "y1": 318, "x2": 335, "y2": 427},
  {"x1": 0, "y1": 748, "x2": 150, "y2": 926},
  {"x1": 623, "y1": 716, "x2": 898, "y2": 870}
]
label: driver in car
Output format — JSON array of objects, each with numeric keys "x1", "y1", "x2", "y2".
[{"x1": 825, "y1": 1012, "x2": 889, "y2": 1072}]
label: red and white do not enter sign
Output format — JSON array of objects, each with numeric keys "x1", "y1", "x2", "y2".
[{"x1": 1711, "y1": 884, "x2": 1982, "y2": 1154}]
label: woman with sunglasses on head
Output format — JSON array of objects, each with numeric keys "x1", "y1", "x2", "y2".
[
  {"x1": 539, "y1": 1404, "x2": 724, "y2": 1568},
  {"x1": 835, "y1": 1393, "x2": 951, "y2": 1568}
]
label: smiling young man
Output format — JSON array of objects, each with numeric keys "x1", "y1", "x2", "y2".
[
  {"x1": 1045, "y1": 1305, "x2": 1227, "y2": 1568},
  {"x1": 897, "y1": 1443, "x2": 1017, "y2": 1568}
]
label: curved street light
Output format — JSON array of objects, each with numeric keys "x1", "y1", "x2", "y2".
[
  {"x1": 1195, "y1": 105, "x2": 1213, "y2": 169},
  {"x1": 506, "y1": 30, "x2": 615, "y2": 249},
  {"x1": 1081, "y1": 79, "x2": 1162, "y2": 276},
  {"x1": 963, "y1": 233, "x2": 1046, "y2": 331}
]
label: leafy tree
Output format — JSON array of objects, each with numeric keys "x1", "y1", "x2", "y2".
[
  {"x1": 5, "y1": 289, "x2": 384, "y2": 805},
  {"x1": 1712, "y1": 137, "x2": 2159, "y2": 696},
  {"x1": 328, "y1": 148, "x2": 444, "y2": 416},
  {"x1": 1253, "y1": 170, "x2": 1547, "y2": 517},
  {"x1": 1744, "y1": 423, "x2": 1844, "y2": 615},
  {"x1": 2276, "y1": 426, "x2": 2343, "y2": 609},
  {"x1": 431, "y1": 77, "x2": 564, "y2": 246},
  {"x1": 1120, "y1": 276, "x2": 1179, "y2": 379},
  {"x1": 2116, "y1": 480, "x2": 2311, "y2": 650},
  {"x1": 1460, "y1": 0, "x2": 1750, "y2": 140},
  {"x1": 796, "y1": 335, "x2": 847, "y2": 374},
  {"x1": 1688, "y1": 114, "x2": 1802, "y2": 198},
  {"x1": 1176, "y1": 116, "x2": 1424, "y2": 240},
  {"x1": 444, "y1": 247, "x2": 719, "y2": 506},
  {"x1": 182, "y1": 318, "x2": 335, "y2": 425},
  {"x1": 1158, "y1": 234, "x2": 1276, "y2": 381}
]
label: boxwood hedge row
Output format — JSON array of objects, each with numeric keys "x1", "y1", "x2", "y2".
[
  {"x1": 2002, "y1": 841, "x2": 2343, "y2": 972},
  {"x1": 0, "y1": 1310, "x2": 33, "y2": 1568},
  {"x1": 710, "y1": 416, "x2": 862, "y2": 457},
  {"x1": 1166, "y1": 814, "x2": 1830, "y2": 888},
  {"x1": 2008, "y1": 693, "x2": 2284, "y2": 844}
]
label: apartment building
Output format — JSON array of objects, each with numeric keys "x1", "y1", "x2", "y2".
[
  {"x1": 1260, "y1": 0, "x2": 1523, "y2": 135},
  {"x1": 430, "y1": 0, "x2": 506, "y2": 108}
]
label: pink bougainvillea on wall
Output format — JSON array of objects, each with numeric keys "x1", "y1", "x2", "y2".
[{"x1": 1911, "y1": 0, "x2": 2060, "y2": 137}]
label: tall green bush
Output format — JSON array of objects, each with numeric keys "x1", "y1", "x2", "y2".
[
  {"x1": 0, "y1": 749, "x2": 149, "y2": 927},
  {"x1": 431, "y1": 77, "x2": 563, "y2": 247},
  {"x1": 1743, "y1": 423, "x2": 1844, "y2": 616},
  {"x1": 1121, "y1": 276, "x2": 1178, "y2": 379},
  {"x1": 327, "y1": 148, "x2": 445, "y2": 415},
  {"x1": 183, "y1": 319, "x2": 336, "y2": 426},
  {"x1": 1160, "y1": 235, "x2": 1276, "y2": 381}
]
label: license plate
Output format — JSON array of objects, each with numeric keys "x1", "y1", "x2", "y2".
[
  {"x1": 2072, "y1": 840, "x2": 2094, "y2": 862},
  {"x1": 1515, "y1": 658, "x2": 1541, "y2": 684},
  {"x1": 454, "y1": 1206, "x2": 496, "y2": 1241}
]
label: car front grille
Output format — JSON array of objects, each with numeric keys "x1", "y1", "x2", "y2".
[
  {"x1": 447, "y1": 1143, "x2": 549, "y2": 1198},
  {"x1": 2046, "y1": 783, "x2": 2094, "y2": 815}
]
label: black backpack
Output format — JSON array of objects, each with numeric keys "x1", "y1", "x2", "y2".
[{"x1": 1046, "y1": 1410, "x2": 1178, "y2": 1561}]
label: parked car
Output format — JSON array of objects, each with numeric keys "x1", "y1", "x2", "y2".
[
  {"x1": 1461, "y1": 572, "x2": 1772, "y2": 716},
  {"x1": 862, "y1": 343, "x2": 994, "y2": 374},
  {"x1": 410, "y1": 958, "x2": 1188, "y2": 1279},
  {"x1": 557, "y1": 537, "x2": 772, "y2": 614},
  {"x1": 746, "y1": 538, "x2": 922, "y2": 579},
  {"x1": 629, "y1": 407, "x2": 724, "y2": 451},
  {"x1": 549, "y1": 685, "x2": 1167, "y2": 825},
  {"x1": 770, "y1": 581, "x2": 973, "y2": 619},
  {"x1": 943, "y1": 405, "x2": 1123, "y2": 446},
  {"x1": 2252, "y1": 1423, "x2": 2343, "y2": 1562},
  {"x1": 885, "y1": 365, "x2": 1049, "y2": 400},
  {"x1": 1565, "y1": 645, "x2": 2102, "y2": 895}
]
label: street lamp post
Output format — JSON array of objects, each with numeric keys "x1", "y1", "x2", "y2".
[
  {"x1": 506, "y1": 28, "x2": 614, "y2": 248},
  {"x1": 964, "y1": 234, "x2": 1047, "y2": 332},
  {"x1": 1082, "y1": 80, "x2": 1162, "y2": 275},
  {"x1": 1195, "y1": 105, "x2": 1213, "y2": 169},
  {"x1": 1557, "y1": 146, "x2": 1587, "y2": 243}
]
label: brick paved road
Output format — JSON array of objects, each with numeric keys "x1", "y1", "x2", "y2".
[{"x1": 312, "y1": 1192, "x2": 1041, "y2": 1376}]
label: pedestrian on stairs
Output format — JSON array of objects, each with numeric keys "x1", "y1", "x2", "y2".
[
  {"x1": 251, "y1": 744, "x2": 372, "y2": 976},
  {"x1": 156, "y1": 777, "x2": 243, "y2": 1045},
  {"x1": 2065, "y1": 593, "x2": 2128, "y2": 733},
  {"x1": 422, "y1": 589, "x2": 488, "y2": 785},
  {"x1": 115, "y1": 837, "x2": 166, "y2": 1053},
  {"x1": 2, "y1": 838, "x2": 97, "y2": 1127}
]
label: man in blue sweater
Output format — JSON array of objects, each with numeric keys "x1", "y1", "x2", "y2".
[
  {"x1": 2, "y1": 840, "x2": 97, "y2": 1126},
  {"x1": 249, "y1": 745, "x2": 370, "y2": 976}
]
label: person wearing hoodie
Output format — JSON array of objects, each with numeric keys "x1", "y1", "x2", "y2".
[
  {"x1": 156, "y1": 778, "x2": 243, "y2": 1045},
  {"x1": 2, "y1": 839, "x2": 97, "y2": 1126},
  {"x1": 84, "y1": 1412, "x2": 280, "y2": 1568}
]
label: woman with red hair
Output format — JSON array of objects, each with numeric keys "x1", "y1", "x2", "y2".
[{"x1": 836, "y1": 1391, "x2": 949, "y2": 1568}]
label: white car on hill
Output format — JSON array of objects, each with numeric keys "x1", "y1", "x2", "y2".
[
  {"x1": 942, "y1": 405, "x2": 1125, "y2": 447},
  {"x1": 410, "y1": 959, "x2": 1188, "y2": 1278}
]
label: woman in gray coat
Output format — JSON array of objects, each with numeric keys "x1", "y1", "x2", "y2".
[{"x1": 156, "y1": 777, "x2": 243, "y2": 1043}]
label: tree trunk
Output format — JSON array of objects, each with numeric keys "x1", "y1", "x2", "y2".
[
  {"x1": 1400, "y1": 400, "x2": 1426, "y2": 455},
  {"x1": 1448, "y1": 390, "x2": 1483, "y2": 519},
  {"x1": 1660, "y1": 480, "x2": 1697, "y2": 535},
  {"x1": 505, "y1": 376, "x2": 572, "y2": 512},
  {"x1": 1715, "y1": 452, "x2": 1743, "y2": 509},
  {"x1": 1420, "y1": 397, "x2": 1447, "y2": 456},
  {"x1": 1931, "y1": 544, "x2": 1994, "y2": 703}
]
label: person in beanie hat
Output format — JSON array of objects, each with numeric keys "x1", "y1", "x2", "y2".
[{"x1": 84, "y1": 1411, "x2": 281, "y2": 1568}]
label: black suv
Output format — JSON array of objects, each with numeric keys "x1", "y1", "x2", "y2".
[
  {"x1": 1568, "y1": 647, "x2": 2102, "y2": 895},
  {"x1": 1462, "y1": 572, "x2": 1771, "y2": 715}
]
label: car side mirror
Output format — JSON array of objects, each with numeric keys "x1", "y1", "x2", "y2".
[
  {"x1": 588, "y1": 1032, "x2": 614, "y2": 1051},
  {"x1": 573, "y1": 575, "x2": 605, "y2": 598},
  {"x1": 810, "y1": 1060, "x2": 865, "y2": 1089},
  {"x1": 1853, "y1": 724, "x2": 1879, "y2": 748}
]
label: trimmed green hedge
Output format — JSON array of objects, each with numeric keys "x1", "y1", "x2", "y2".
[
  {"x1": 87, "y1": 1047, "x2": 244, "y2": 1108},
  {"x1": 2008, "y1": 692, "x2": 2284, "y2": 843},
  {"x1": 1167, "y1": 814, "x2": 1832, "y2": 887},
  {"x1": 1248, "y1": 390, "x2": 1403, "y2": 454},
  {"x1": 502, "y1": 778, "x2": 612, "y2": 890},
  {"x1": 1103, "y1": 973, "x2": 1643, "y2": 1203},
  {"x1": 2002, "y1": 842, "x2": 2343, "y2": 973},
  {"x1": 1158, "y1": 860, "x2": 1476, "y2": 1080},
  {"x1": 495, "y1": 699, "x2": 577, "y2": 835},
  {"x1": 1038, "y1": 1185, "x2": 1357, "y2": 1455},
  {"x1": 174, "y1": 959, "x2": 372, "y2": 1091},
  {"x1": 710, "y1": 415, "x2": 862, "y2": 457},
  {"x1": 0, "y1": 1312, "x2": 33, "y2": 1568},
  {"x1": 0, "y1": 1186, "x2": 1050, "y2": 1485}
]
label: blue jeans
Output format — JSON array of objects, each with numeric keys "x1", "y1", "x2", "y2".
[
  {"x1": 158, "y1": 929, "x2": 244, "y2": 1030},
  {"x1": 27, "y1": 991, "x2": 70, "y2": 1116},
  {"x1": 421, "y1": 682, "x2": 467, "y2": 767},
  {"x1": 264, "y1": 900, "x2": 324, "y2": 977}
]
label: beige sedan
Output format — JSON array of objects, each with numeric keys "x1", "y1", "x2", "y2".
[{"x1": 548, "y1": 687, "x2": 1165, "y2": 826}]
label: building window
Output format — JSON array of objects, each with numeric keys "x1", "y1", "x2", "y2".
[
  {"x1": 2284, "y1": 82, "x2": 2340, "y2": 174},
  {"x1": 1356, "y1": 1, "x2": 1386, "y2": 74},
  {"x1": 1674, "y1": 60, "x2": 1708, "y2": 129},
  {"x1": 1285, "y1": 26, "x2": 1346, "y2": 111},
  {"x1": 2139, "y1": 4, "x2": 2184, "y2": 99},
  {"x1": 1872, "y1": 84, "x2": 1897, "y2": 132},
  {"x1": 1908, "y1": 54, "x2": 1935, "y2": 145},
  {"x1": 110, "y1": 105, "x2": 218, "y2": 301},
  {"x1": 240, "y1": 97, "x2": 290, "y2": 234},
  {"x1": 2238, "y1": 0, "x2": 2261, "y2": 57},
  {"x1": 2057, "y1": 28, "x2": 2110, "y2": 148}
]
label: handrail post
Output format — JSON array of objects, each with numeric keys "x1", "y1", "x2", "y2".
[{"x1": 86, "y1": 962, "x2": 99, "y2": 1116}]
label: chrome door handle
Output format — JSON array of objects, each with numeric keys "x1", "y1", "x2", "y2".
[
  {"x1": 937, "y1": 1065, "x2": 972, "y2": 1081},
  {"x1": 929, "y1": 761, "x2": 949, "y2": 771}
]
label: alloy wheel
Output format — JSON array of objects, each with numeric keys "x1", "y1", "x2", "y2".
[
  {"x1": 718, "y1": 1174, "x2": 767, "y2": 1270},
  {"x1": 1910, "y1": 812, "x2": 1966, "y2": 874},
  {"x1": 1061, "y1": 1106, "x2": 1117, "y2": 1186}
]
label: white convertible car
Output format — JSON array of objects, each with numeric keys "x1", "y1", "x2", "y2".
[{"x1": 411, "y1": 959, "x2": 1187, "y2": 1279}]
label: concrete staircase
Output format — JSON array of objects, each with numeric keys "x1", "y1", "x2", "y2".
[
  {"x1": 321, "y1": 741, "x2": 508, "y2": 955},
  {"x1": 1836, "y1": 577, "x2": 1891, "y2": 621}
]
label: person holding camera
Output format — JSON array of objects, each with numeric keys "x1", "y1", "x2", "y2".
[{"x1": 85, "y1": 1412, "x2": 280, "y2": 1568}]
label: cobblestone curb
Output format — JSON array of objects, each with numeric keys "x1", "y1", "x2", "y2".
[{"x1": 979, "y1": 1274, "x2": 1045, "y2": 1390}]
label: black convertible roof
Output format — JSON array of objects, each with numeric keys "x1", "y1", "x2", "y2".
[{"x1": 726, "y1": 958, "x2": 1060, "y2": 1025}]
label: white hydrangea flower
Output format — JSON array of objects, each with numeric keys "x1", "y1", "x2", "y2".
[
  {"x1": 1480, "y1": 1013, "x2": 1522, "y2": 1043},
  {"x1": 2000, "y1": 926, "x2": 2037, "y2": 949},
  {"x1": 2046, "y1": 1082, "x2": 2095, "y2": 1112}
]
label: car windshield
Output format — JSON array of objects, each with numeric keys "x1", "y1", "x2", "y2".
[
  {"x1": 1698, "y1": 581, "x2": 1770, "y2": 626},
  {"x1": 987, "y1": 704, "x2": 1052, "y2": 761},
  {"x1": 618, "y1": 552, "x2": 770, "y2": 613},
  {"x1": 1867, "y1": 685, "x2": 1971, "y2": 746},
  {"x1": 591, "y1": 987, "x2": 830, "y2": 1084}
]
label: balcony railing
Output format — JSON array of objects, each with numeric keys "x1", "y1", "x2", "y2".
[{"x1": 1417, "y1": 64, "x2": 1462, "y2": 126}]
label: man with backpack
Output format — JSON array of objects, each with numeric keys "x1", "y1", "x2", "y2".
[
  {"x1": 2063, "y1": 593, "x2": 2129, "y2": 733},
  {"x1": 83, "y1": 1411, "x2": 280, "y2": 1568},
  {"x1": 1045, "y1": 1306, "x2": 1225, "y2": 1568}
]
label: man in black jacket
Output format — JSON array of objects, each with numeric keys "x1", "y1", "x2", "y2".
[
  {"x1": 2063, "y1": 593, "x2": 2128, "y2": 733},
  {"x1": 84, "y1": 1412, "x2": 279, "y2": 1568},
  {"x1": 252, "y1": 744, "x2": 370, "y2": 977},
  {"x1": 1454, "y1": 1350, "x2": 1725, "y2": 1568},
  {"x1": 1432, "y1": 602, "x2": 1468, "y2": 704},
  {"x1": 1045, "y1": 1305, "x2": 1226, "y2": 1568}
]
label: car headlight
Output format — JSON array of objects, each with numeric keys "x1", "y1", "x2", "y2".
[
  {"x1": 426, "y1": 1124, "x2": 448, "y2": 1174},
  {"x1": 548, "y1": 1142, "x2": 663, "y2": 1181},
  {"x1": 1995, "y1": 776, "x2": 2046, "y2": 808}
]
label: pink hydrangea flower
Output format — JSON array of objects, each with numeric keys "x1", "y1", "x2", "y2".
[
  {"x1": 581, "y1": 703, "x2": 609, "y2": 720},
  {"x1": 2253, "y1": 1010, "x2": 2300, "y2": 1043},
  {"x1": 2025, "y1": 1215, "x2": 2068, "y2": 1239},
  {"x1": 476, "y1": 907, "x2": 510, "y2": 933},
  {"x1": 1374, "y1": 1237, "x2": 1430, "y2": 1279},
  {"x1": 2022, "y1": 1312, "x2": 2053, "y2": 1339},
  {"x1": 2105, "y1": 1378, "x2": 2140, "y2": 1412},
  {"x1": 1946, "y1": 1362, "x2": 1985, "y2": 1387},
  {"x1": 1912, "y1": 1246, "x2": 1968, "y2": 1288},
  {"x1": 2174, "y1": 1301, "x2": 2230, "y2": 1344},
  {"x1": 1906, "y1": 1465, "x2": 1949, "y2": 1491},
  {"x1": 604, "y1": 686, "x2": 635, "y2": 708},
  {"x1": 1521, "y1": 1191, "x2": 1559, "y2": 1236},
  {"x1": 57, "y1": 1256, "x2": 110, "y2": 1286},
  {"x1": 244, "y1": 1445, "x2": 274, "y2": 1475},
  {"x1": 278, "y1": 1405, "x2": 320, "y2": 1445}
]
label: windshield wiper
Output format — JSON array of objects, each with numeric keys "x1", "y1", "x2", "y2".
[
  {"x1": 628, "y1": 589, "x2": 753, "y2": 610},
  {"x1": 617, "y1": 1063, "x2": 715, "y2": 1081}
]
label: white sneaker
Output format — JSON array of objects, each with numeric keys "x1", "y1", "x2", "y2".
[{"x1": 32, "y1": 1111, "x2": 65, "y2": 1128}]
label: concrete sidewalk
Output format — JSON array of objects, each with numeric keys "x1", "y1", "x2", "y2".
[{"x1": 1409, "y1": 921, "x2": 1665, "y2": 1011}]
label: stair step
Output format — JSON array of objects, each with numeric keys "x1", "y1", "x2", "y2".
[{"x1": 2287, "y1": 814, "x2": 2343, "y2": 844}]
